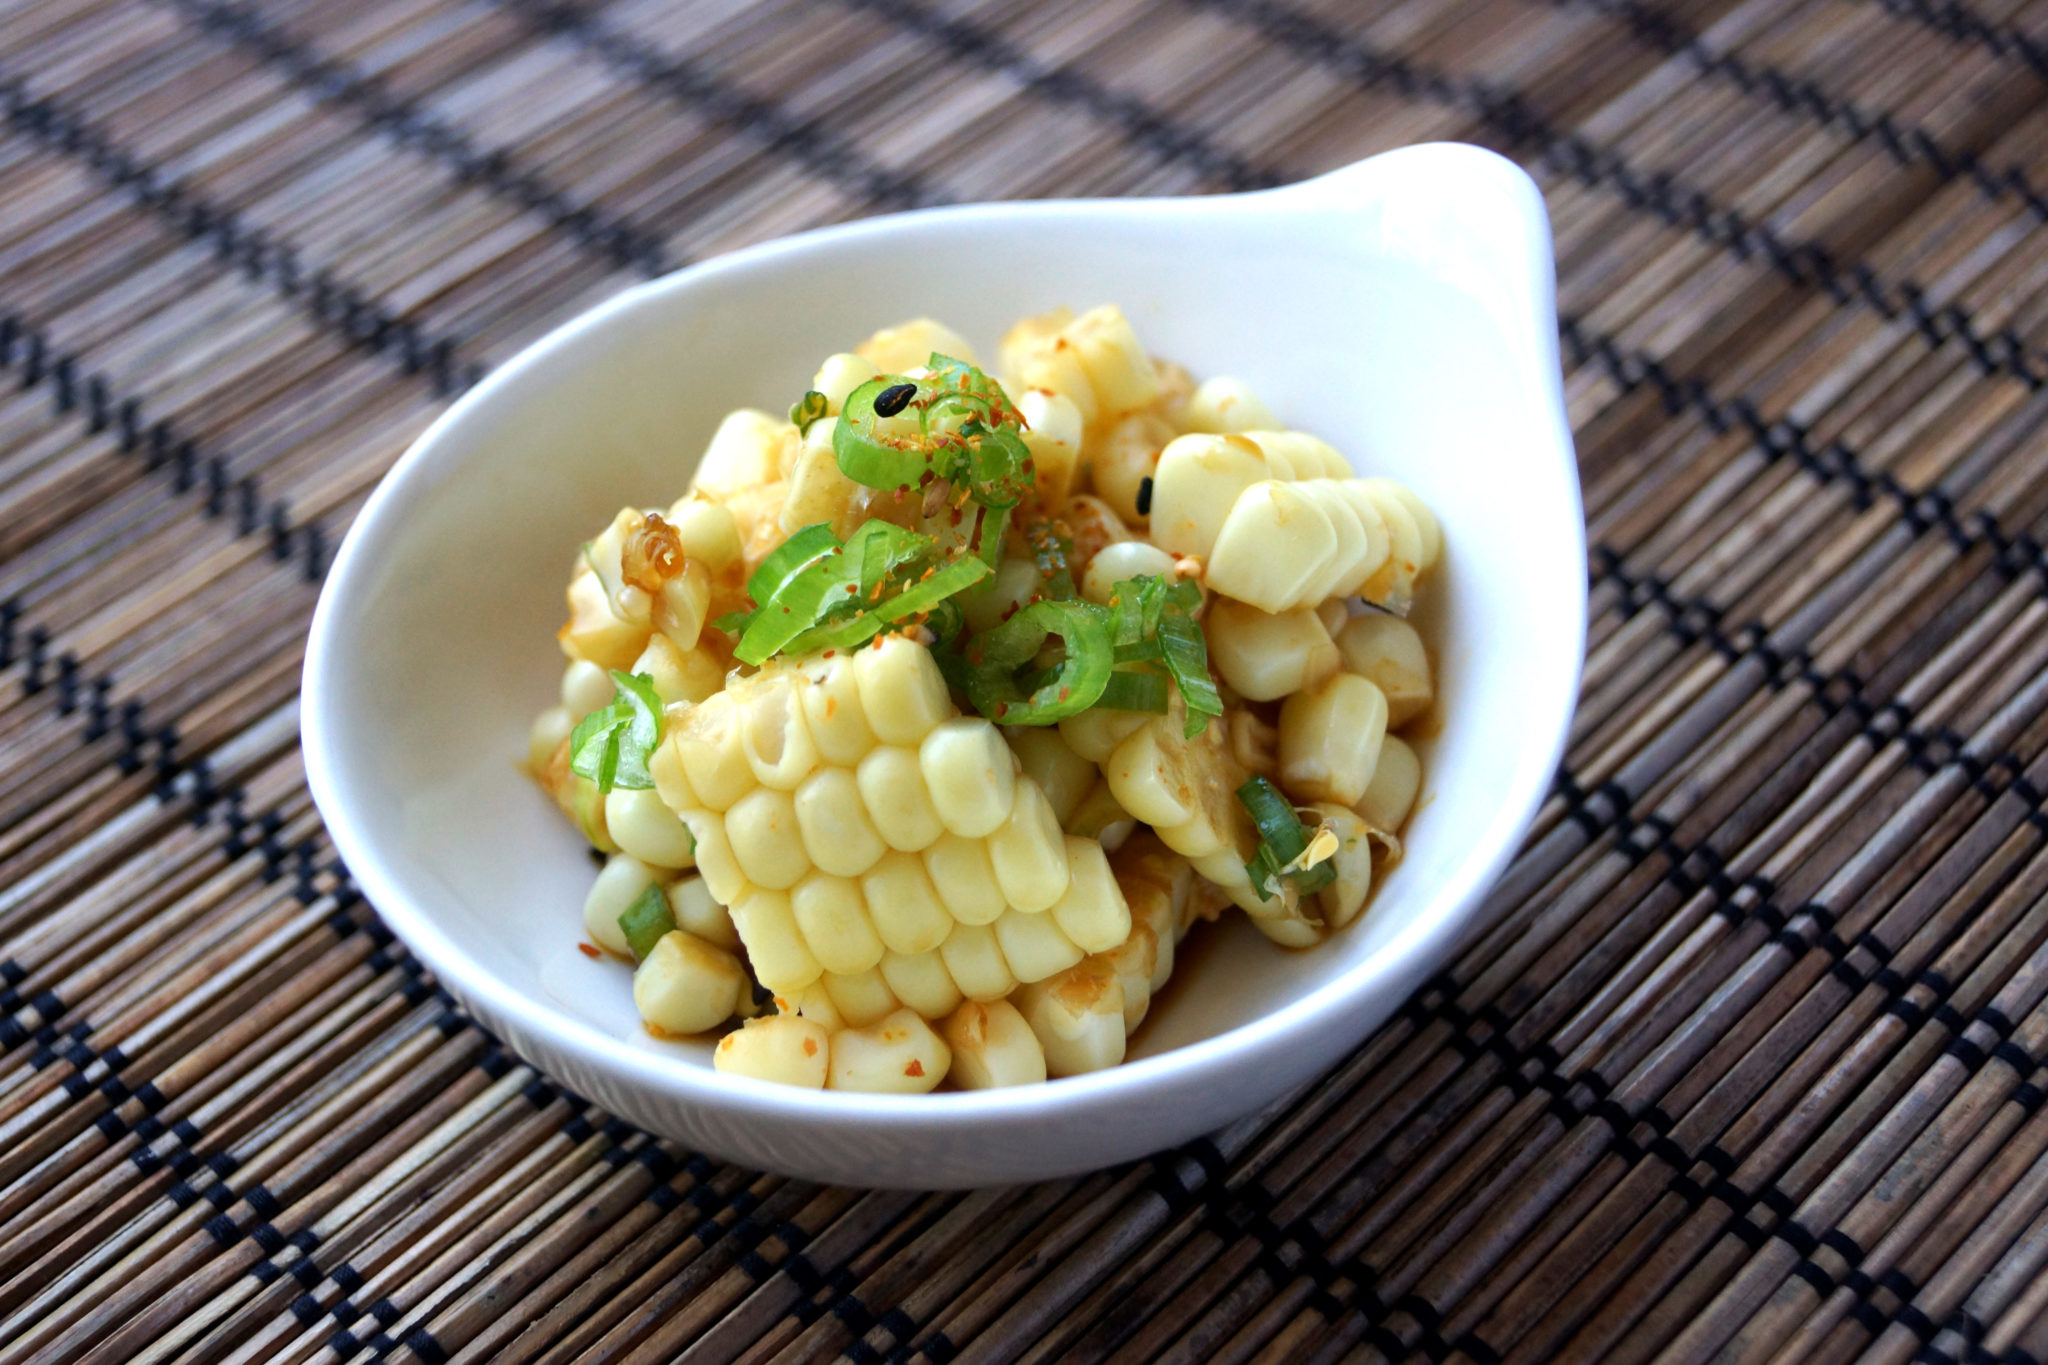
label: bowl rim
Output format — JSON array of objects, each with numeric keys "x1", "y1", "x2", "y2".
[{"x1": 302, "y1": 141, "x2": 1585, "y2": 1134}]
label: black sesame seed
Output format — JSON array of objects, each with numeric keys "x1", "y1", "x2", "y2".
[
  {"x1": 873, "y1": 383, "x2": 917, "y2": 417},
  {"x1": 1135, "y1": 475, "x2": 1154, "y2": 518}
]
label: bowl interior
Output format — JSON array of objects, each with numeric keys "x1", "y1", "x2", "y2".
[{"x1": 308, "y1": 145, "x2": 1582, "y2": 1142}]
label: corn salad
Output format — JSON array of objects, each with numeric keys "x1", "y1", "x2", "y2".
[{"x1": 528, "y1": 306, "x2": 1439, "y2": 1092}]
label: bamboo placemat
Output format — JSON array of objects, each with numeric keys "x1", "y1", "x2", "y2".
[{"x1": 4, "y1": 0, "x2": 2048, "y2": 1358}]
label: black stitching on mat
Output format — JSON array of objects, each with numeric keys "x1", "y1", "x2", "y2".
[
  {"x1": 1869, "y1": 0, "x2": 2048, "y2": 83},
  {"x1": 830, "y1": 0, "x2": 1278, "y2": 191},
  {"x1": 0, "y1": 77, "x2": 479, "y2": 398},
  {"x1": 1197, "y1": 0, "x2": 2048, "y2": 389},
  {"x1": 163, "y1": 0, "x2": 675, "y2": 276},
  {"x1": 492, "y1": 0, "x2": 936, "y2": 209}
]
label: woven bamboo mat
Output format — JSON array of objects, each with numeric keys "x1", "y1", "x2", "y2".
[{"x1": 9, "y1": 0, "x2": 2048, "y2": 1358}]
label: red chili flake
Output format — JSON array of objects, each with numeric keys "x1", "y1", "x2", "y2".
[
  {"x1": 802, "y1": 1037, "x2": 819, "y2": 1057},
  {"x1": 822, "y1": 649, "x2": 835, "y2": 658},
  {"x1": 905, "y1": 1059, "x2": 926, "y2": 1077},
  {"x1": 845, "y1": 583, "x2": 859, "y2": 594},
  {"x1": 577, "y1": 943, "x2": 601, "y2": 959},
  {"x1": 1058, "y1": 686, "x2": 1071, "y2": 701},
  {"x1": 995, "y1": 702, "x2": 1009, "y2": 717}
]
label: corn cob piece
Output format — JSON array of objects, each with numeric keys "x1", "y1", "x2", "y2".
[
  {"x1": 1206, "y1": 476, "x2": 1441, "y2": 615},
  {"x1": 1013, "y1": 831, "x2": 1193, "y2": 1075},
  {"x1": 649, "y1": 635, "x2": 1132, "y2": 1009},
  {"x1": 1148, "y1": 430, "x2": 1350, "y2": 561}
]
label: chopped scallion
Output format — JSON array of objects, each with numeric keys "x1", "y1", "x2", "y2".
[
  {"x1": 618, "y1": 884, "x2": 675, "y2": 961},
  {"x1": 1238, "y1": 776, "x2": 1337, "y2": 902}
]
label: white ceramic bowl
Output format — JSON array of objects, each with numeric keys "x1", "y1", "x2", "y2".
[{"x1": 302, "y1": 143, "x2": 1584, "y2": 1188}]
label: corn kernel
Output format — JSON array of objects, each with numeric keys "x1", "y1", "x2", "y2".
[
  {"x1": 798, "y1": 652, "x2": 877, "y2": 764},
  {"x1": 728, "y1": 887, "x2": 821, "y2": 993},
  {"x1": 942, "y1": 1000, "x2": 1047, "y2": 1089},
  {"x1": 1279, "y1": 673, "x2": 1388, "y2": 806},
  {"x1": 855, "y1": 635, "x2": 952, "y2": 744},
  {"x1": 666, "y1": 876, "x2": 739, "y2": 951},
  {"x1": 1336, "y1": 616, "x2": 1432, "y2": 730},
  {"x1": 739, "y1": 679, "x2": 820, "y2": 791},
  {"x1": 993, "y1": 907, "x2": 1085, "y2": 983},
  {"x1": 939, "y1": 922, "x2": 1018, "y2": 1000},
  {"x1": 714, "y1": 1013, "x2": 831, "y2": 1088},
  {"x1": 1358, "y1": 734, "x2": 1422, "y2": 833},
  {"x1": 857, "y1": 746, "x2": 946, "y2": 851},
  {"x1": 988, "y1": 780, "x2": 1071, "y2": 913},
  {"x1": 879, "y1": 949, "x2": 964, "y2": 1020},
  {"x1": 604, "y1": 786, "x2": 697, "y2": 869},
  {"x1": 1015, "y1": 958, "x2": 1127, "y2": 1077},
  {"x1": 920, "y1": 719, "x2": 1017, "y2": 839},
  {"x1": 1049, "y1": 836, "x2": 1132, "y2": 954},
  {"x1": 860, "y1": 850, "x2": 955, "y2": 955},
  {"x1": 583, "y1": 853, "x2": 658, "y2": 958},
  {"x1": 828, "y1": 1008, "x2": 950, "y2": 1093},
  {"x1": 790, "y1": 872, "x2": 886, "y2": 975},
  {"x1": 922, "y1": 833, "x2": 1008, "y2": 926},
  {"x1": 794, "y1": 767, "x2": 888, "y2": 877},
  {"x1": 724, "y1": 787, "x2": 810, "y2": 890},
  {"x1": 820, "y1": 966, "x2": 901, "y2": 1028},
  {"x1": 634, "y1": 931, "x2": 745, "y2": 1034}
]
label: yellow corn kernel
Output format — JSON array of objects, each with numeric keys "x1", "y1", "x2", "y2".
[
  {"x1": 633, "y1": 636, "x2": 706, "y2": 707},
  {"x1": 827, "y1": 1008, "x2": 950, "y2": 1093},
  {"x1": 673, "y1": 693, "x2": 754, "y2": 811},
  {"x1": 1204, "y1": 599, "x2": 1341, "y2": 702},
  {"x1": 1300, "y1": 486, "x2": 1370, "y2": 606},
  {"x1": 1310, "y1": 804, "x2": 1374, "y2": 932},
  {"x1": 922, "y1": 833, "x2": 1008, "y2": 926},
  {"x1": 728, "y1": 886, "x2": 821, "y2": 994},
  {"x1": 781, "y1": 420, "x2": 867, "y2": 538},
  {"x1": 879, "y1": 949, "x2": 964, "y2": 1020},
  {"x1": 860, "y1": 851, "x2": 955, "y2": 955},
  {"x1": 692, "y1": 409, "x2": 790, "y2": 499},
  {"x1": 528, "y1": 704, "x2": 574, "y2": 773},
  {"x1": 738, "y1": 678, "x2": 820, "y2": 791},
  {"x1": 1049, "y1": 835, "x2": 1131, "y2": 954},
  {"x1": 1011, "y1": 334, "x2": 1097, "y2": 424},
  {"x1": 1112, "y1": 832, "x2": 1191, "y2": 993},
  {"x1": 988, "y1": 780, "x2": 1071, "y2": 913},
  {"x1": 562, "y1": 659, "x2": 616, "y2": 718},
  {"x1": 1015, "y1": 958, "x2": 1127, "y2": 1077},
  {"x1": 942, "y1": 1000, "x2": 1047, "y2": 1089},
  {"x1": 1080, "y1": 540, "x2": 1179, "y2": 607},
  {"x1": 857, "y1": 318, "x2": 979, "y2": 373},
  {"x1": 649, "y1": 731, "x2": 698, "y2": 812},
  {"x1": 604, "y1": 786, "x2": 697, "y2": 869},
  {"x1": 724, "y1": 787, "x2": 810, "y2": 890},
  {"x1": 798, "y1": 652, "x2": 877, "y2": 765},
  {"x1": 657, "y1": 557, "x2": 712, "y2": 653},
  {"x1": 820, "y1": 966, "x2": 901, "y2": 1028},
  {"x1": 920, "y1": 719, "x2": 1017, "y2": 838},
  {"x1": 663, "y1": 494, "x2": 743, "y2": 573},
  {"x1": 787, "y1": 981, "x2": 845, "y2": 1031},
  {"x1": 1006, "y1": 728, "x2": 1097, "y2": 827},
  {"x1": 560, "y1": 568, "x2": 648, "y2": 670},
  {"x1": 1206, "y1": 481, "x2": 1338, "y2": 613},
  {"x1": 794, "y1": 767, "x2": 887, "y2": 877},
  {"x1": 1358, "y1": 476, "x2": 1441, "y2": 569},
  {"x1": 993, "y1": 907, "x2": 1085, "y2": 983},
  {"x1": 1336, "y1": 616, "x2": 1432, "y2": 729},
  {"x1": 676, "y1": 811, "x2": 746, "y2": 904},
  {"x1": 666, "y1": 876, "x2": 739, "y2": 952},
  {"x1": 1100, "y1": 924, "x2": 1159, "y2": 1032},
  {"x1": 1149, "y1": 433, "x2": 1268, "y2": 560},
  {"x1": 855, "y1": 635, "x2": 952, "y2": 744},
  {"x1": 633, "y1": 931, "x2": 745, "y2": 1035},
  {"x1": 790, "y1": 872, "x2": 886, "y2": 975},
  {"x1": 1065, "y1": 305, "x2": 1158, "y2": 415},
  {"x1": 1358, "y1": 734, "x2": 1422, "y2": 834},
  {"x1": 1279, "y1": 672, "x2": 1388, "y2": 806},
  {"x1": 1090, "y1": 410, "x2": 1175, "y2": 525},
  {"x1": 961, "y1": 557, "x2": 1045, "y2": 635},
  {"x1": 938, "y1": 922, "x2": 1018, "y2": 1000},
  {"x1": 1181, "y1": 376, "x2": 1278, "y2": 434},
  {"x1": 583, "y1": 853, "x2": 659, "y2": 958},
  {"x1": 1064, "y1": 780, "x2": 1136, "y2": 851},
  {"x1": 857, "y1": 745, "x2": 946, "y2": 851},
  {"x1": 1057, "y1": 706, "x2": 1149, "y2": 764},
  {"x1": 1017, "y1": 388, "x2": 1082, "y2": 507},
  {"x1": 714, "y1": 1013, "x2": 830, "y2": 1088},
  {"x1": 812, "y1": 351, "x2": 881, "y2": 409}
]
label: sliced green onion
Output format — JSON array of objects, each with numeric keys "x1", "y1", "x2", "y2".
[
  {"x1": 1158, "y1": 610, "x2": 1224, "y2": 738},
  {"x1": 789, "y1": 390, "x2": 830, "y2": 432},
  {"x1": 1107, "y1": 574, "x2": 1221, "y2": 737},
  {"x1": 747, "y1": 522, "x2": 838, "y2": 607},
  {"x1": 1097, "y1": 670, "x2": 1170, "y2": 712},
  {"x1": 1238, "y1": 776, "x2": 1337, "y2": 902},
  {"x1": 835, "y1": 376, "x2": 929, "y2": 490},
  {"x1": 618, "y1": 883, "x2": 675, "y2": 961},
  {"x1": 569, "y1": 671, "x2": 665, "y2": 793},
  {"x1": 976, "y1": 503, "x2": 1009, "y2": 568},
  {"x1": 964, "y1": 599, "x2": 1115, "y2": 725}
]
